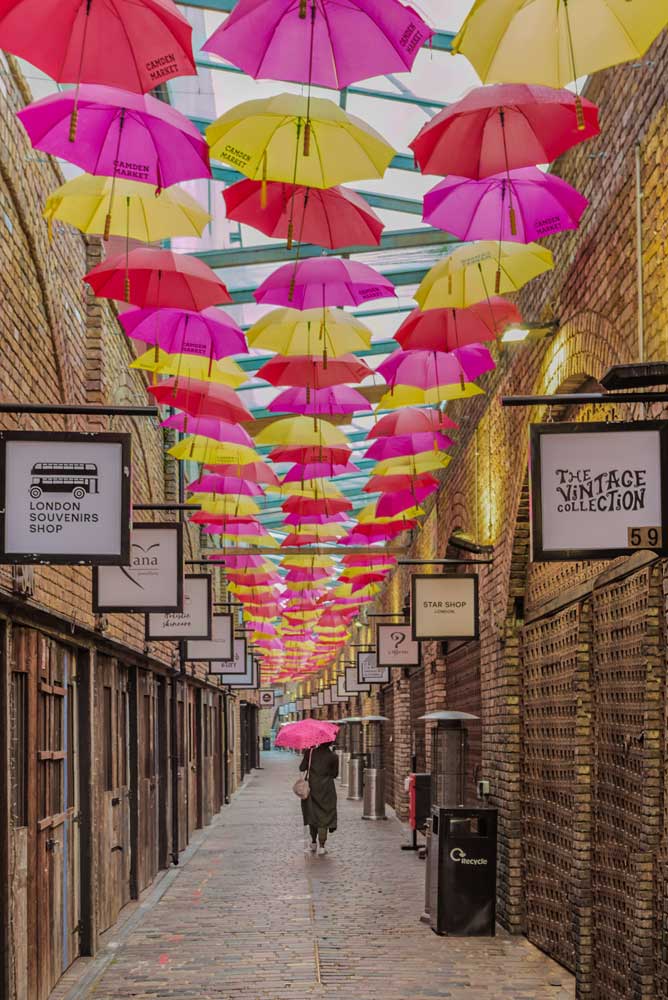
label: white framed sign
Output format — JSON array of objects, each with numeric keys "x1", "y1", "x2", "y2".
[
  {"x1": 146, "y1": 574, "x2": 212, "y2": 640},
  {"x1": 185, "y1": 613, "x2": 233, "y2": 662},
  {"x1": 0, "y1": 431, "x2": 131, "y2": 565},
  {"x1": 357, "y1": 650, "x2": 389, "y2": 685},
  {"x1": 530, "y1": 421, "x2": 668, "y2": 560},
  {"x1": 309, "y1": 694, "x2": 318, "y2": 709},
  {"x1": 232, "y1": 656, "x2": 259, "y2": 690},
  {"x1": 323, "y1": 687, "x2": 332, "y2": 705},
  {"x1": 411, "y1": 574, "x2": 479, "y2": 641},
  {"x1": 344, "y1": 666, "x2": 370, "y2": 694},
  {"x1": 317, "y1": 691, "x2": 325, "y2": 706},
  {"x1": 209, "y1": 637, "x2": 247, "y2": 677},
  {"x1": 377, "y1": 623, "x2": 420, "y2": 668},
  {"x1": 259, "y1": 689, "x2": 276, "y2": 708},
  {"x1": 93, "y1": 522, "x2": 183, "y2": 613},
  {"x1": 332, "y1": 680, "x2": 348, "y2": 703}
]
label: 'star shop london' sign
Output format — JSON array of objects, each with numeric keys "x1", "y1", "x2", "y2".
[
  {"x1": 530, "y1": 422, "x2": 668, "y2": 561},
  {"x1": 0, "y1": 432, "x2": 131, "y2": 565}
]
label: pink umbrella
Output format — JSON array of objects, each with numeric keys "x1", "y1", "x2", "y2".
[
  {"x1": 18, "y1": 86, "x2": 209, "y2": 187},
  {"x1": 223, "y1": 180, "x2": 383, "y2": 249},
  {"x1": 284, "y1": 565, "x2": 336, "y2": 579},
  {"x1": 254, "y1": 258, "x2": 396, "y2": 310},
  {"x1": 206, "y1": 462, "x2": 280, "y2": 487},
  {"x1": 367, "y1": 409, "x2": 459, "y2": 438},
  {"x1": 395, "y1": 299, "x2": 521, "y2": 352},
  {"x1": 186, "y1": 475, "x2": 264, "y2": 496},
  {"x1": 270, "y1": 446, "x2": 353, "y2": 465},
  {"x1": 283, "y1": 514, "x2": 347, "y2": 526},
  {"x1": 410, "y1": 84, "x2": 600, "y2": 178},
  {"x1": 281, "y1": 533, "x2": 338, "y2": 548},
  {"x1": 85, "y1": 249, "x2": 231, "y2": 310},
  {"x1": 217, "y1": 555, "x2": 267, "y2": 568},
  {"x1": 363, "y1": 473, "x2": 439, "y2": 493},
  {"x1": 0, "y1": 0, "x2": 196, "y2": 96},
  {"x1": 376, "y1": 489, "x2": 436, "y2": 517},
  {"x1": 281, "y1": 461, "x2": 361, "y2": 483},
  {"x1": 162, "y1": 414, "x2": 254, "y2": 447},
  {"x1": 365, "y1": 431, "x2": 454, "y2": 461},
  {"x1": 203, "y1": 0, "x2": 432, "y2": 90},
  {"x1": 202, "y1": 522, "x2": 270, "y2": 536},
  {"x1": 424, "y1": 167, "x2": 588, "y2": 243},
  {"x1": 268, "y1": 385, "x2": 372, "y2": 416},
  {"x1": 148, "y1": 380, "x2": 251, "y2": 423},
  {"x1": 350, "y1": 573, "x2": 389, "y2": 592},
  {"x1": 341, "y1": 554, "x2": 397, "y2": 566},
  {"x1": 257, "y1": 354, "x2": 373, "y2": 389},
  {"x1": 120, "y1": 307, "x2": 246, "y2": 360},
  {"x1": 377, "y1": 346, "x2": 495, "y2": 389}
]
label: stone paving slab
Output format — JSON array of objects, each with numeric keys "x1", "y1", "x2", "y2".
[{"x1": 55, "y1": 753, "x2": 574, "y2": 1000}]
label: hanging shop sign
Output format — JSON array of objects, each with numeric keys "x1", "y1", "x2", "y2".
[
  {"x1": 209, "y1": 637, "x2": 247, "y2": 677},
  {"x1": 146, "y1": 573, "x2": 212, "y2": 640},
  {"x1": 377, "y1": 623, "x2": 421, "y2": 668},
  {"x1": 332, "y1": 680, "x2": 348, "y2": 703},
  {"x1": 317, "y1": 691, "x2": 325, "y2": 707},
  {"x1": 259, "y1": 689, "x2": 276, "y2": 709},
  {"x1": 0, "y1": 431, "x2": 131, "y2": 565},
  {"x1": 357, "y1": 650, "x2": 390, "y2": 685},
  {"x1": 231, "y1": 656, "x2": 259, "y2": 690},
  {"x1": 184, "y1": 613, "x2": 233, "y2": 662},
  {"x1": 411, "y1": 574, "x2": 479, "y2": 641},
  {"x1": 530, "y1": 421, "x2": 668, "y2": 561},
  {"x1": 93, "y1": 522, "x2": 183, "y2": 613},
  {"x1": 344, "y1": 665, "x2": 371, "y2": 694}
]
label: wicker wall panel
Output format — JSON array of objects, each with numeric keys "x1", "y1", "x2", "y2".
[
  {"x1": 521, "y1": 603, "x2": 589, "y2": 973},
  {"x1": 591, "y1": 565, "x2": 664, "y2": 1000},
  {"x1": 446, "y1": 640, "x2": 482, "y2": 798}
]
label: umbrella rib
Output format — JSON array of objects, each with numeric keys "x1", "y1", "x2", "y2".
[{"x1": 107, "y1": 0, "x2": 146, "y2": 92}]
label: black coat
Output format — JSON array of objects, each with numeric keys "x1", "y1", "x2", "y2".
[{"x1": 299, "y1": 744, "x2": 339, "y2": 830}]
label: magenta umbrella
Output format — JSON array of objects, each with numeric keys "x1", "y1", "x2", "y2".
[
  {"x1": 282, "y1": 461, "x2": 361, "y2": 483},
  {"x1": 424, "y1": 167, "x2": 588, "y2": 243},
  {"x1": 378, "y1": 346, "x2": 495, "y2": 389},
  {"x1": 268, "y1": 385, "x2": 372, "y2": 416},
  {"x1": 18, "y1": 86, "x2": 209, "y2": 187},
  {"x1": 186, "y1": 475, "x2": 264, "y2": 496},
  {"x1": 161, "y1": 414, "x2": 254, "y2": 447},
  {"x1": 365, "y1": 431, "x2": 454, "y2": 461},
  {"x1": 254, "y1": 258, "x2": 396, "y2": 310},
  {"x1": 203, "y1": 0, "x2": 432, "y2": 90},
  {"x1": 283, "y1": 513, "x2": 347, "y2": 526},
  {"x1": 120, "y1": 307, "x2": 246, "y2": 360},
  {"x1": 376, "y1": 488, "x2": 437, "y2": 517}
]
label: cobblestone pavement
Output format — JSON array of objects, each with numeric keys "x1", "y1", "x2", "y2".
[{"x1": 57, "y1": 753, "x2": 574, "y2": 1000}]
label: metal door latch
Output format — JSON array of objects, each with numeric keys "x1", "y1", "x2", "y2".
[{"x1": 46, "y1": 838, "x2": 58, "y2": 852}]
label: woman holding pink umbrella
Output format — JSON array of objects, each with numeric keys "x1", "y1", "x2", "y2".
[{"x1": 299, "y1": 741, "x2": 339, "y2": 856}]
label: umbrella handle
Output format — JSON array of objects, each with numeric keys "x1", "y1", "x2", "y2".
[
  {"x1": 299, "y1": 0, "x2": 307, "y2": 15},
  {"x1": 287, "y1": 219, "x2": 294, "y2": 250},
  {"x1": 104, "y1": 212, "x2": 112, "y2": 242},
  {"x1": 303, "y1": 121, "x2": 311, "y2": 157},
  {"x1": 69, "y1": 107, "x2": 78, "y2": 143},
  {"x1": 575, "y1": 95, "x2": 585, "y2": 131}
]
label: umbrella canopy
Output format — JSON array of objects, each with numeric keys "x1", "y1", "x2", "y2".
[
  {"x1": 43, "y1": 175, "x2": 211, "y2": 242},
  {"x1": 365, "y1": 431, "x2": 454, "y2": 460},
  {"x1": 120, "y1": 307, "x2": 246, "y2": 360},
  {"x1": 281, "y1": 461, "x2": 360, "y2": 482},
  {"x1": 248, "y1": 307, "x2": 372, "y2": 358},
  {"x1": 147, "y1": 379, "x2": 252, "y2": 422},
  {"x1": 269, "y1": 445, "x2": 352, "y2": 465},
  {"x1": 162, "y1": 414, "x2": 254, "y2": 447},
  {"x1": 268, "y1": 385, "x2": 372, "y2": 416},
  {"x1": 254, "y1": 257, "x2": 396, "y2": 309},
  {"x1": 202, "y1": 0, "x2": 432, "y2": 90},
  {"x1": 186, "y1": 474, "x2": 263, "y2": 497},
  {"x1": 0, "y1": 0, "x2": 196, "y2": 94},
  {"x1": 206, "y1": 461, "x2": 280, "y2": 487},
  {"x1": 282, "y1": 496, "x2": 353, "y2": 515},
  {"x1": 207, "y1": 93, "x2": 395, "y2": 188},
  {"x1": 394, "y1": 300, "x2": 521, "y2": 352},
  {"x1": 223, "y1": 180, "x2": 383, "y2": 249},
  {"x1": 170, "y1": 438, "x2": 260, "y2": 465},
  {"x1": 256, "y1": 354, "x2": 373, "y2": 389},
  {"x1": 254, "y1": 416, "x2": 348, "y2": 448},
  {"x1": 85, "y1": 248, "x2": 231, "y2": 309},
  {"x1": 378, "y1": 346, "x2": 496, "y2": 389},
  {"x1": 364, "y1": 472, "x2": 440, "y2": 493},
  {"x1": 424, "y1": 167, "x2": 588, "y2": 243},
  {"x1": 451, "y1": 0, "x2": 667, "y2": 91},
  {"x1": 414, "y1": 241, "x2": 553, "y2": 308},
  {"x1": 372, "y1": 452, "x2": 451, "y2": 476},
  {"x1": 376, "y1": 489, "x2": 437, "y2": 517},
  {"x1": 377, "y1": 383, "x2": 485, "y2": 409},
  {"x1": 18, "y1": 85, "x2": 208, "y2": 185},
  {"x1": 410, "y1": 83, "x2": 600, "y2": 178},
  {"x1": 367, "y1": 409, "x2": 459, "y2": 438},
  {"x1": 131, "y1": 350, "x2": 246, "y2": 387}
]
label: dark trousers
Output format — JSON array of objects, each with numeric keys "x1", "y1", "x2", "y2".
[{"x1": 309, "y1": 825, "x2": 328, "y2": 845}]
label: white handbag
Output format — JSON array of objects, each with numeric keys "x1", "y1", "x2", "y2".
[{"x1": 293, "y1": 748, "x2": 313, "y2": 800}]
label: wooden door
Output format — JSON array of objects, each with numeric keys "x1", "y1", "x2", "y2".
[
  {"x1": 95, "y1": 655, "x2": 131, "y2": 934},
  {"x1": 136, "y1": 669, "x2": 159, "y2": 893},
  {"x1": 186, "y1": 686, "x2": 200, "y2": 836},
  {"x1": 213, "y1": 693, "x2": 223, "y2": 814},
  {"x1": 175, "y1": 681, "x2": 188, "y2": 851}
]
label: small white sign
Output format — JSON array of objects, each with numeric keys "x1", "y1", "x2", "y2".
[
  {"x1": 357, "y1": 651, "x2": 389, "y2": 685},
  {"x1": 323, "y1": 687, "x2": 332, "y2": 705},
  {"x1": 377, "y1": 623, "x2": 420, "y2": 667},
  {"x1": 0, "y1": 432, "x2": 131, "y2": 564},
  {"x1": 317, "y1": 691, "x2": 325, "y2": 706},
  {"x1": 232, "y1": 655, "x2": 259, "y2": 689},
  {"x1": 344, "y1": 666, "x2": 370, "y2": 694},
  {"x1": 93, "y1": 523, "x2": 183, "y2": 613},
  {"x1": 146, "y1": 574, "x2": 212, "y2": 640},
  {"x1": 531, "y1": 422, "x2": 668, "y2": 560},
  {"x1": 259, "y1": 689, "x2": 275, "y2": 708},
  {"x1": 332, "y1": 681, "x2": 348, "y2": 703},
  {"x1": 411, "y1": 575, "x2": 479, "y2": 641},
  {"x1": 185, "y1": 614, "x2": 233, "y2": 662},
  {"x1": 209, "y1": 637, "x2": 247, "y2": 676}
]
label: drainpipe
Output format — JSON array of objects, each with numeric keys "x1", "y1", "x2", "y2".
[
  {"x1": 223, "y1": 689, "x2": 230, "y2": 804},
  {"x1": 635, "y1": 143, "x2": 645, "y2": 363}
]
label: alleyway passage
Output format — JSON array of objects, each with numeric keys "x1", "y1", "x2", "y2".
[{"x1": 55, "y1": 754, "x2": 574, "y2": 1000}]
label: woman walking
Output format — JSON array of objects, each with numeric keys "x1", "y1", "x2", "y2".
[{"x1": 300, "y1": 742, "x2": 339, "y2": 855}]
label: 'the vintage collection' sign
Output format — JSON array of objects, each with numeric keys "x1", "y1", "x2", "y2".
[
  {"x1": 530, "y1": 422, "x2": 668, "y2": 560},
  {"x1": 0, "y1": 431, "x2": 131, "y2": 565},
  {"x1": 357, "y1": 651, "x2": 390, "y2": 685},
  {"x1": 411, "y1": 574, "x2": 479, "y2": 641},
  {"x1": 146, "y1": 574, "x2": 212, "y2": 640},
  {"x1": 377, "y1": 623, "x2": 421, "y2": 667},
  {"x1": 184, "y1": 613, "x2": 233, "y2": 662},
  {"x1": 93, "y1": 522, "x2": 183, "y2": 613}
]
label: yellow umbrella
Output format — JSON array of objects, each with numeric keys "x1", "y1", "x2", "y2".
[
  {"x1": 376, "y1": 383, "x2": 485, "y2": 409},
  {"x1": 44, "y1": 174, "x2": 211, "y2": 242},
  {"x1": 281, "y1": 555, "x2": 336, "y2": 568},
  {"x1": 207, "y1": 93, "x2": 395, "y2": 190},
  {"x1": 247, "y1": 308, "x2": 372, "y2": 361},
  {"x1": 186, "y1": 493, "x2": 261, "y2": 516},
  {"x1": 228, "y1": 583, "x2": 275, "y2": 594},
  {"x1": 169, "y1": 437, "x2": 260, "y2": 465},
  {"x1": 372, "y1": 452, "x2": 452, "y2": 476},
  {"x1": 287, "y1": 523, "x2": 346, "y2": 538},
  {"x1": 218, "y1": 534, "x2": 280, "y2": 548},
  {"x1": 356, "y1": 502, "x2": 425, "y2": 523},
  {"x1": 415, "y1": 241, "x2": 553, "y2": 307},
  {"x1": 254, "y1": 416, "x2": 349, "y2": 448},
  {"x1": 452, "y1": 0, "x2": 666, "y2": 114},
  {"x1": 266, "y1": 480, "x2": 345, "y2": 499},
  {"x1": 131, "y1": 349, "x2": 246, "y2": 388}
]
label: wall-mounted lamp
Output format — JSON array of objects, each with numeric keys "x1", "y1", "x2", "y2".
[{"x1": 501, "y1": 320, "x2": 560, "y2": 344}]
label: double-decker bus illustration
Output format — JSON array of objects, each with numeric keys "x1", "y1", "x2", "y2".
[{"x1": 29, "y1": 462, "x2": 99, "y2": 500}]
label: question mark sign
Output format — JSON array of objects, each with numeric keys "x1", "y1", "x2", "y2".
[{"x1": 390, "y1": 630, "x2": 406, "y2": 651}]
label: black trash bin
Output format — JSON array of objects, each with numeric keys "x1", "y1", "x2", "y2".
[
  {"x1": 262, "y1": 736, "x2": 271, "y2": 751},
  {"x1": 428, "y1": 807, "x2": 497, "y2": 936}
]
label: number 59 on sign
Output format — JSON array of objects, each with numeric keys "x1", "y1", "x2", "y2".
[{"x1": 627, "y1": 526, "x2": 662, "y2": 549}]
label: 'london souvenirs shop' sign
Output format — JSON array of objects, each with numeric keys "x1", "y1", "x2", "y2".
[
  {"x1": 93, "y1": 522, "x2": 183, "y2": 613},
  {"x1": 530, "y1": 422, "x2": 668, "y2": 560},
  {"x1": 0, "y1": 431, "x2": 131, "y2": 564}
]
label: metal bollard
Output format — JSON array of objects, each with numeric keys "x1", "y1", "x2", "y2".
[
  {"x1": 346, "y1": 756, "x2": 363, "y2": 800},
  {"x1": 362, "y1": 767, "x2": 386, "y2": 820}
]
